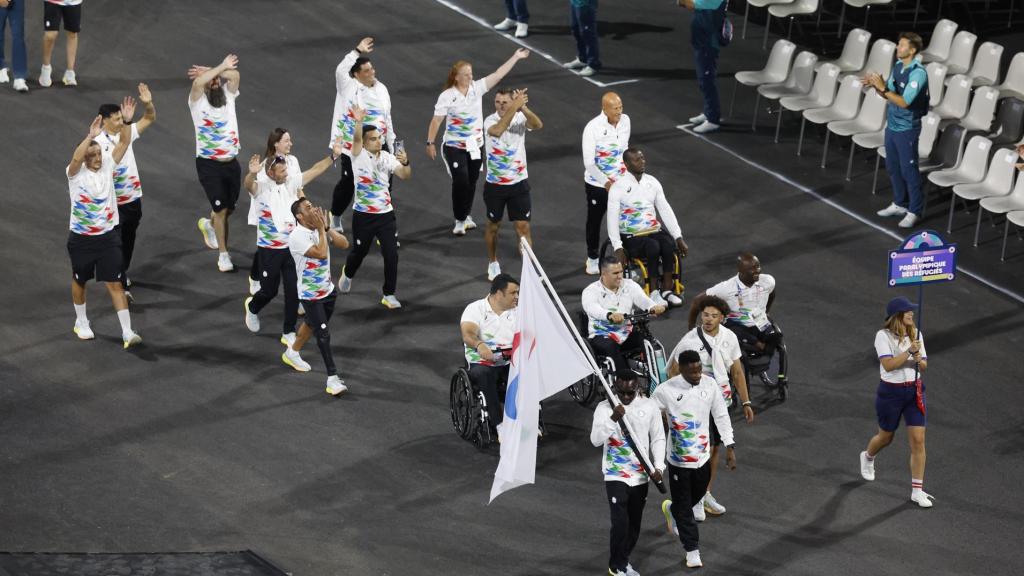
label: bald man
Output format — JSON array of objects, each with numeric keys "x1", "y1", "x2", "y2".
[
  {"x1": 581, "y1": 92, "x2": 631, "y2": 275},
  {"x1": 700, "y1": 252, "x2": 785, "y2": 387}
]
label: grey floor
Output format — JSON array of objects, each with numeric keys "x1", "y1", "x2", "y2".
[{"x1": 1, "y1": 1, "x2": 1023, "y2": 575}]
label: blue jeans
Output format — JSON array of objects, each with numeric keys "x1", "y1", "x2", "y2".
[
  {"x1": 570, "y1": 2, "x2": 600, "y2": 69},
  {"x1": 505, "y1": 0, "x2": 529, "y2": 22},
  {"x1": 884, "y1": 127, "x2": 923, "y2": 216},
  {"x1": 0, "y1": 0, "x2": 28, "y2": 79},
  {"x1": 692, "y1": 8, "x2": 723, "y2": 124}
]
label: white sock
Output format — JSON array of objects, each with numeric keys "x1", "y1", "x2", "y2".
[
  {"x1": 74, "y1": 303, "x2": 88, "y2": 323},
  {"x1": 117, "y1": 309, "x2": 133, "y2": 337},
  {"x1": 911, "y1": 478, "x2": 924, "y2": 496}
]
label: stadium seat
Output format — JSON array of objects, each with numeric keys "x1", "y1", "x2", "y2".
[
  {"x1": 825, "y1": 91, "x2": 887, "y2": 170},
  {"x1": 926, "y1": 62, "x2": 948, "y2": 107},
  {"x1": 798, "y1": 75, "x2": 863, "y2": 156},
  {"x1": 949, "y1": 148, "x2": 1019, "y2": 241},
  {"x1": 932, "y1": 74, "x2": 972, "y2": 124},
  {"x1": 988, "y1": 97, "x2": 1024, "y2": 147},
  {"x1": 957, "y1": 86, "x2": 1000, "y2": 133},
  {"x1": 777, "y1": 63, "x2": 842, "y2": 143},
  {"x1": 730, "y1": 39, "x2": 797, "y2": 118},
  {"x1": 959, "y1": 42, "x2": 1004, "y2": 88},
  {"x1": 817, "y1": 28, "x2": 871, "y2": 74},
  {"x1": 842, "y1": 39, "x2": 895, "y2": 81},
  {"x1": 943, "y1": 31, "x2": 978, "y2": 76},
  {"x1": 742, "y1": 0, "x2": 796, "y2": 42},
  {"x1": 1001, "y1": 210, "x2": 1024, "y2": 261},
  {"x1": 765, "y1": 0, "x2": 820, "y2": 50},
  {"x1": 993, "y1": 52, "x2": 1024, "y2": 101},
  {"x1": 919, "y1": 19, "x2": 959, "y2": 64},
  {"x1": 755, "y1": 50, "x2": 819, "y2": 130}
]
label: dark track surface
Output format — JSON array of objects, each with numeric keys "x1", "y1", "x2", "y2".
[{"x1": 2, "y1": 1, "x2": 1023, "y2": 575}]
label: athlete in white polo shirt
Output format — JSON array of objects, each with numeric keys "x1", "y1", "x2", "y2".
[
  {"x1": 482, "y1": 86, "x2": 543, "y2": 281},
  {"x1": 582, "y1": 91, "x2": 630, "y2": 275},
  {"x1": 460, "y1": 273, "x2": 519, "y2": 430},
  {"x1": 65, "y1": 114, "x2": 141, "y2": 349},
  {"x1": 94, "y1": 83, "x2": 156, "y2": 303}
]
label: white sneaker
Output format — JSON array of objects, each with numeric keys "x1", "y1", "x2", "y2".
[
  {"x1": 331, "y1": 213, "x2": 344, "y2": 233},
  {"x1": 664, "y1": 291, "x2": 684, "y2": 307},
  {"x1": 73, "y1": 319, "x2": 95, "y2": 340},
  {"x1": 585, "y1": 257, "x2": 600, "y2": 275},
  {"x1": 0, "y1": 68, "x2": 8, "y2": 83},
  {"x1": 609, "y1": 570, "x2": 626, "y2": 576},
  {"x1": 218, "y1": 252, "x2": 234, "y2": 272},
  {"x1": 703, "y1": 492, "x2": 726, "y2": 515},
  {"x1": 12, "y1": 78, "x2": 28, "y2": 93},
  {"x1": 876, "y1": 203, "x2": 908, "y2": 218},
  {"x1": 910, "y1": 490, "x2": 934, "y2": 508},
  {"x1": 122, "y1": 331, "x2": 142, "y2": 350},
  {"x1": 578, "y1": 66, "x2": 597, "y2": 77},
  {"x1": 281, "y1": 347, "x2": 311, "y2": 372},
  {"x1": 326, "y1": 375, "x2": 349, "y2": 396},
  {"x1": 898, "y1": 212, "x2": 921, "y2": 229},
  {"x1": 625, "y1": 563, "x2": 640, "y2": 576},
  {"x1": 337, "y1": 269, "x2": 352, "y2": 293},
  {"x1": 452, "y1": 220, "x2": 466, "y2": 236},
  {"x1": 494, "y1": 17, "x2": 516, "y2": 30},
  {"x1": 685, "y1": 549, "x2": 703, "y2": 568},
  {"x1": 244, "y1": 297, "x2": 260, "y2": 332},
  {"x1": 693, "y1": 121, "x2": 720, "y2": 134},
  {"x1": 198, "y1": 217, "x2": 218, "y2": 249},
  {"x1": 464, "y1": 215, "x2": 478, "y2": 231},
  {"x1": 38, "y1": 64, "x2": 52, "y2": 87},
  {"x1": 689, "y1": 113, "x2": 706, "y2": 124},
  {"x1": 381, "y1": 295, "x2": 402, "y2": 309},
  {"x1": 248, "y1": 277, "x2": 261, "y2": 295},
  {"x1": 692, "y1": 500, "x2": 706, "y2": 522},
  {"x1": 859, "y1": 451, "x2": 875, "y2": 481},
  {"x1": 650, "y1": 291, "x2": 668, "y2": 308},
  {"x1": 280, "y1": 332, "x2": 296, "y2": 348},
  {"x1": 62, "y1": 70, "x2": 77, "y2": 86},
  {"x1": 487, "y1": 261, "x2": 501, "y2": 281},
  {"x1": 515, "y1": 22, "x2": 529, "y2": 38},
  {"x1": 563, "y1": 57, "x2": 586, "y2": 69},
  {"x1": 661, "y1": 500, "x2": 678, "y2": 536}
]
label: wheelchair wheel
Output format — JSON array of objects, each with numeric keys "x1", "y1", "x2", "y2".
[
  {"x1": 450, "y1": 368, "x2": 475, "y2": 440},
  {"x1": 568, "y1": 374, "x2": 597, "y2": 406},
  {"x1": 778, "y1": 379, "x2": 789, "y2": 402},
  {"x1": 472, "y1": 391, "x2": 494, "y2": 449}
]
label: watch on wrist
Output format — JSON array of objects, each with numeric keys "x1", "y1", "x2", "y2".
[{"x1": 426, "y1": 141, "x2": 435, "y2": 146}]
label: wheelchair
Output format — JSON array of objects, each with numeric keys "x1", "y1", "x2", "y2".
[
  {"x1": 731, "y1": 317, "x2": 789, "y2": 402},
  {"x1": 599, "y1": 236, "x2": 685, "y2": 298},
  {"x1": 568, "y1": 310, "x2": 670, "y2": 406}
]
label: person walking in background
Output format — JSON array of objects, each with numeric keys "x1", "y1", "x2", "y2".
[
  {"x1": 0, "y1": 0, "x2": 29, "y2": 92},
  {"x1": 563, "y1": 0, "x2": 600, "y2": 77},
  {"x1": 859, "y1": 297, "x2": 933, "y2": 508},
  {"x1": 493, "y1": 0, "x2": 529, "y2": 38},
  {"x1": 39, "y1": 0, "x2": 82, "y2": 87},
  {"x1": 868, "y1": 32, "x2": 929, "y2": 229},
  {"x1": 680, "y1": 0, "x2": 728, "y2": 134}
]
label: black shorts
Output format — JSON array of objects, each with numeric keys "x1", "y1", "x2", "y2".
[
  {"x1": 196, "y1": 157, "x2": 241, "y2": 212},
  {"x1": 483, "y1": 179, "x2": 531, "y2": 222},
  {"x1": 44, "y1": 2, "x2": 82, "y2": 33},
  {"x1": 67, "y1": 231, "x2": 122, "y2": 283}
]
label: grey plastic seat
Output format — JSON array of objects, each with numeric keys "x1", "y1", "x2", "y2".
[
  {"x1": 992, "y1": 52, "x2": 1024, "y2": 101},
  {"x1": 980, "y1": 171, "x2": 1024, "y2": 254},
  {"x1": 959, "y1": 42, "x2": 1003, "y2": 88},
  {"x1": 950, "y1": 148, "x2": 1018, "y2": 240},
  {"x1": 827, "y1": 91, "x2": 887, "y2": 171},
  {"x1": 957, "y1": 87, "x2": 1000, "y2": 133},
  {"x1": 926, "y1": 62, "x2": 948, "y2": 107},
  {"x1": 1001, "y1": 210, "x2": 1024, "y2": 261},
  {"x1": 817, "y1": 29, "x2": 871, "y2": 74},
  {"x1": 730, "y1": 40, "x2": 797, "y2": 118},
  {"x1": 755, "y1": 51, "x2": 818, "y2": 130},
  {"x1": 919, "y1": 19, "x2": 959, "y2": 64},
  {"x1": 799, "y1": 75, "x2": 863, "y2": 157},
  {"x1": 943, "y1": 31, "x2": 977, "y2": 76},
  {"x1": 777, "y1": 63, "x2": 842, "y2": 143},
  {"x1": 742, "y1": 0, "x2": 796, "y2": 42},
  {"x1": 932, "y1": 74, "x2": 972, "y2": 124},
  {"x1": 764, "y1": 0, "x2": 820, "y2": 50},
  {"x1": 843, "y1": 39, "x2": 896, "y2": 81},
  {"x1": 928, "y1": 135, "x2": 991, "y2": 189},
  {"x1": 988, "y1": 98, "x2": 1024, "y2": 147}
]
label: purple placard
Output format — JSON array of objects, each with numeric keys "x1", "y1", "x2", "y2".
[{"x1": 888, "y1": 231, "x2": 958, "y2": 286}]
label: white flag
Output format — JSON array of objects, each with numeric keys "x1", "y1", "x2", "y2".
[{"x1": 489, "y1": 255, "x2": 594, "y2": 503}]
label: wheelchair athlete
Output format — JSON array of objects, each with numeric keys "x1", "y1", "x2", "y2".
[
  {"x1": 582, "y1": 257, "x2": 666, "y2": 378},
  {"x1": 606, "y1": 147, "x2": 689, "y2": 308},
  {"x1": 459, "y1": 273, "x2": 519, "y2": 432},
  {"x1": 698, "y1": 252, "x2": 786, "y2": 387}
]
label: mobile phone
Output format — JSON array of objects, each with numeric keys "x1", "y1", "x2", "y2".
[{"x1": 393, "y1": 140, "x2": 405, "y2": 156}]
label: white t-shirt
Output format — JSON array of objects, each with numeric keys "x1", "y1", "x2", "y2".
[
  {"x1": 253, "y1": 172, "x2": 302, "y2": 250},
  {"x1": 67, "y1": 149, "x2": 118, "y2": 235},
  {"x1": 352, "y1": 149, "x2": 402, "y2": 214},
  {"x1": 582, "y1": 112, "x2": 631, "y2": 187},
  {"x1": 434, "y1": 78, "x2": 489, "y2": 151},
  {"x1": 460, "y1": 296, "x2": 517, "y2": 366},
  {"x1": 581, "y1": 279, "x2": 656, "y2": 342},
  {"x1": 590, "y1": 396, "x2": 666, "y2": 486},
  {"x1": 606, "y1": 172, "x2": 682, "y2": 251},
  {"x1": 705, "y1": 274, "x2": 776, "y2": 330},
  {"x1": 874, "y1": 329, "x2": 927, "y2": 383},
  {"x1": 483, "y1": 111, "x2": 529, "y2": 185},
  {"x1": 669, "y1": 326, "x2": 742, "y2": 401},
  {"x1": 46, "y1": 0, "x2": 83, "y2": 5},
  {"x1": 189, "y1": 89, "x2": 240, "y2": 161},
  {"x1": 288, "y1": 224, "x2": 334, "y2": 301},
  {"x1": 94, "y1": 125, "x2": 142, "y2": 205},
  {"x1": 652, "y1": 374, "x2": 734, "y2": 469},
  {"x1": 329, "y1": 51, "x2": 397, "y2": 154},
  {"x1": 250, "y1": 155, "x2": 300, "y2": 226}
]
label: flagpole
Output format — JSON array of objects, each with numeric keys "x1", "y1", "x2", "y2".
[{"x1": 519, "y1": 238, "x2": 666, "y2": 493}]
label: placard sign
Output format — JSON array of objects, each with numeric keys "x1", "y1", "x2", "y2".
[{"x1": 888, "y1": 230, "x2": 958, "y2": 287}]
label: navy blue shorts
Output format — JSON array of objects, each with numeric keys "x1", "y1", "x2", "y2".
[{"x1": 875, "y1": 380, "x2": 926, "y2": 431}]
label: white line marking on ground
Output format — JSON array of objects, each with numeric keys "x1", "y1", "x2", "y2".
[
  {"x1": 676, "y1": 123, "x2": 1024, "y2": 305},
  {"x1": 431, "y1": 0, "x2": 640, "y2": 89}
]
